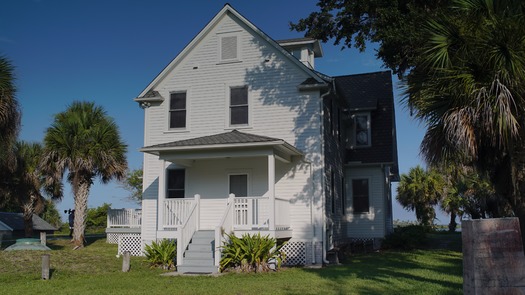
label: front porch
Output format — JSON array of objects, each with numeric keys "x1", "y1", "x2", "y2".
[{"x1": 157, "y1": 194, "x2": 292, "y2": 270}]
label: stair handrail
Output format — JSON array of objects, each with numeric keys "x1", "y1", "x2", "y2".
[
  {"x1": 177, "y1": 194, "x2": 200, "y2": 266},
  {"x1": 215, "y1": 194, "x2": 235, "y2": 267}
]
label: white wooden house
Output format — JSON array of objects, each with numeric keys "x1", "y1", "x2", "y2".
[{"x1": 129, "y1": 4, "x2": 398, "y2": 273}]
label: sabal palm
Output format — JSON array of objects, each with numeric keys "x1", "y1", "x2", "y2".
[
  {"x1": 404, "y1": 0, "x2": 525, "y2": 238},
  {"x1": 397, "y1": 166, "x2": 444, "y2": 227},
  {"x1": 0, "y1": 56, "x2": 21, "y2": 205},
  {"x1": 11, "y1": 141, "x2": 62, "y2": 236},
  {"x1": 42, "y1": 101, "x2": 127, "y2": 247}
]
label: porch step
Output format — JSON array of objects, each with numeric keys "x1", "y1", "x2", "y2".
[{"x1": 178, "y1": 230, "x2": 217, "y2": 274}]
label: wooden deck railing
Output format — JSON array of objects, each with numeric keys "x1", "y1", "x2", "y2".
[
  {"x1": 215, "y1": 194, "x2": 235, "y2": 267},
  {"x1": 163, "y1": 198, "x2": 196, "y2": 228},
  {"x1": 233, "y1": 197, "x2": 270, "y2": 229},
  {"x1": 176, "y1": 195, "x2": 200, "y2": 266},
  {"x1": 107, "y1": 208, "x2": 142, "y2": 228}
]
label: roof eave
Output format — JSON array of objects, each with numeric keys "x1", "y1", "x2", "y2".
[{"x1": 297, "y1": 83, "x2": 329, "y2": 91}]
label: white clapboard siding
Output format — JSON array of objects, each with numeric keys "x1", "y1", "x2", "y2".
[
  {"x1": 199, "y1": 199, "x2": 228, "y2": 230},
  {"x1": 140, "y1": 199, "x2": 158, "y2": 254}
]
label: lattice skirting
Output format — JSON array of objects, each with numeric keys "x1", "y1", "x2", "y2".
[
  {"x1": 117, "y1": 234, "x2": 142, "y2": 256},
  {"x1": 281, "y1": 241, "x2": 308, "y2": 266},
  {"x1": 107, "y1": 233, "x2": 119, "y2": 244}
]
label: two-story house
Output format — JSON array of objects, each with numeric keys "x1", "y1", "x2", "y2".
[{"x1": 133, "y1": 4, "x2": 398, "y2": 273}]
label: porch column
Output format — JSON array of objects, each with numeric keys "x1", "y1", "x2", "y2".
[
  {"x1": 268, "y1": 154, "x2": 275, "y2": 231},
  {"x1": 158, "y1": 160, "x2": 166, "y2": 231}
]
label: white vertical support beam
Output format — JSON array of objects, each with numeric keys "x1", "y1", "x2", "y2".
[
  {"x1": 268, "y1": 154, "x2": 276, "y2": 231},
  {"x1": 195, "y1": 194, "x2": 201, "y2": 231},
  {"x1": 229, "y1": 193, "x2": 235, "y2": 227},
  {"x1": 158, "y1": 160, "x2": 166, "y2": 231}
]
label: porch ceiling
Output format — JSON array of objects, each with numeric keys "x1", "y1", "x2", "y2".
[{"x1": 140, "y1": 130, "x2": 302, "y2": 163}]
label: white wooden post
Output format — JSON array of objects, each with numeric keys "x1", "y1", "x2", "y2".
[
  {"x1": 229, "y1": 193, "x2": 235, "y2": 227},
  {"x1": 194, "y1": 194, "x2": 201, "y2": 231},
  {"x1": 158, "y1": 160, "x2": 166, "y2": 230},
  {"x1": 268, "y1": 154, "x2": 275, "y2": 231}
]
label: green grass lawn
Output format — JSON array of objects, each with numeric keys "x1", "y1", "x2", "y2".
[{"x1": 0, "y1": 235, "x2": 462, "y2": 295}]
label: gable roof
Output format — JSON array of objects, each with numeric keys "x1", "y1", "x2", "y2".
[
  {"x1": 135, "y1": 4, "x2": 326, "y2": 100},
  {"x1": 141, "y1": 130, "x2": 302, "y2": 156},
  {"x1": 0, "y1": 212, "x2": 57, "y2": 231}
]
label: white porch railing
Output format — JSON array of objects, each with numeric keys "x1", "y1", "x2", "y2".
[
  {"x1": 233, "y1": 197, "x2": 270, "y2": 229},
  {"x1": 107, "y1": 208, "x2": 142, "y2": 228},
  {"x1": 163, "y1": 198, "x2": 196, "y2": 228},
  {"x1": 275, "y1": 197, "x2": 291, "y2": 230},
  {"x1": 176, "y1": 195, "x2": 200, "y2": 266},
  {"x1": 215, "y1": 194, "x2": 235, "y2": 267}
]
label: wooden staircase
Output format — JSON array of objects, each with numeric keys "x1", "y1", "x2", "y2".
[{"x1": 177, "y1": 230, "x2": 218, "y2": 274}]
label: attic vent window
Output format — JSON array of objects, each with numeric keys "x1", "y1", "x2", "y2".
[{"x1": 219, "y1": 33, "x2": 240, "y2": 62}]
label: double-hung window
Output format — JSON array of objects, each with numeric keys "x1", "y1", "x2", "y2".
[
  {"x1": 169, "y1": 92, "x2": 186, "y2": 129},
  {"x1": 167, "y1": 169, "x2": 185, "y2": 198},
  {"x1": 354, "y1": 113, "x2": 371, "y2": 147},
  {"x1": 352, "y1": 179, "x2": 369, "y2": 213},
  {"x1": 230, "y1": 86, "x2": 248, "y2": 126}
]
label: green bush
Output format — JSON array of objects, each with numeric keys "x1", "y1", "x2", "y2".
[
  {"x1": 144, "y1": 239, "x2": 176, "y2": 270},
  {"x1": 381, "y1": 225, "x2": 429, "y2": 250},
  {"x1": 220, "y1": 232, "x2": 286, "y2": 273}
]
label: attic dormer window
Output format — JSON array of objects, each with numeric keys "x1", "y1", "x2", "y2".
[
  {"x1": 219, "y1": 32, "x2": 240, "y2": 62},
  {"x1": 354, "y1": 113, "x2": 371, "y2": 147}
]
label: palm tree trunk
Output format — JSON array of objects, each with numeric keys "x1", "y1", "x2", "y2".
[
  {"x1": 448, "y1": 212, "x2": 457, "y2": 232},
  {"x1": 22, "y1": 194, "x2": 39, "y2": 237},
  {"x1": 73, "y1": 181, "x2": 90, "y2": 248},
  {"x1": 22, "y1": 203, "x2": 34, "y2": 237}
]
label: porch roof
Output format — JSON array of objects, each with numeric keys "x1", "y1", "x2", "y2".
[{"x1": 140, "y1": 130, "x2": 302, "y2": 157}]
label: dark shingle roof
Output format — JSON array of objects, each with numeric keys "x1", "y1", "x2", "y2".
[
  {"x1": 143, "y1": 130, "x2": 284, "y2": 150},
  {"x1": 335, "y1": 71, "x2": 394, "y2": 110},
  {"x1": 0, "y1": 212, "x2": 57, "y2": 231}
]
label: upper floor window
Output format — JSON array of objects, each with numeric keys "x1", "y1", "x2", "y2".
[
  {"x1": 169, "y1": 92, "x2": 186, "y2": 129},
  {"x1": 352, "y1": 178, "x2": 369, "y2": 213},
  {"x1": 354, "y1": 113, "x2": 371, "y2": 147},
  {"x1": 230, "y1": 86, "x2": 248, "y2": 126},
  {"x1": 167, "y1": 169, "x2": 185, "y2": 198},
  {"x1": 219, "y1": 33, "x2": 240, "y2": 62}
]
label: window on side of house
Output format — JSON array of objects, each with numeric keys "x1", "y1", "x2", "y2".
[
  {"x1": 169, "y1": 92, "x2": 186, "y2": 129},
  {"x1": 352, "y1": 178, "x2": 369, "y2": 213},
  {"x1": 167, "y1": 169, "x2": 185, "y2": 198},
  {"x1": 354, "y1": 113, "x2": 371, "y2": 147},
  {"x1": 230, "y1": 86, "x2": 248, "y2": 126}
]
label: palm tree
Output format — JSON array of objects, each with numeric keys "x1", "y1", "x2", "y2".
[
  {"x1": 8, "y1": 141, "x2": 62, "y2": 236},
  {"x1": 42, "y1": 101, "x2": 128, "y2": 248},
  {"x1": 404, "y1": 0, "x2": 525, "y2": 243},
  {"x1": 396, "y1": 166, "x2": 444, "y2": 227},
  {"x1": 0, "y1": 56, "x2": 21, "y2": 204}
]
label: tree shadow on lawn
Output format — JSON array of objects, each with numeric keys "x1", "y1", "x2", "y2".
[{"x1": 301, "y1": 250, "x2": 463, "y2": 295}]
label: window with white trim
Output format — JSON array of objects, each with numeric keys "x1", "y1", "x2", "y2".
[
  {"x1": 352, "y1": 178, "x2": 369, "y2": 213},
  {"x1": 229, "y1": 86, "x2": 248, "y2": 126},
  {"x1": 169, "y1": 92, "x2": 186, "y2": 129},
  {"x1": 354, "y1": 113, "x2": 371, "y2": 147},
  {"x1": 167, "y1": 169, "x2": 185, "y2": 198}
]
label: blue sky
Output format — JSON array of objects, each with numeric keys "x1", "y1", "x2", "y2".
[{"x1": 2, "y1": 0, "x2": 446, "y2": 223}]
